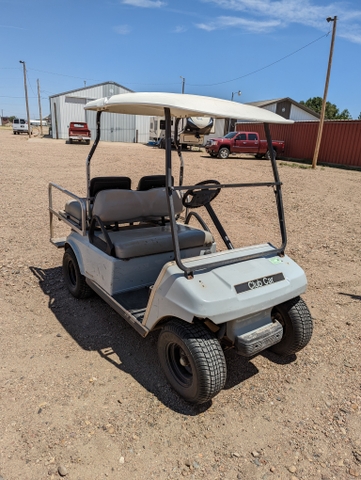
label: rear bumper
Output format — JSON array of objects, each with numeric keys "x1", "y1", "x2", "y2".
[
  {"x1": 69, "y1": 136, "x2": 90, "y2": 141},
  {"x1": 234, "y1": 320, "x2": 283, "y2": 356}
]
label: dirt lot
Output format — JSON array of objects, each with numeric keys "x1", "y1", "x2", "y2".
[{"x1": 0, "y1": 128, "x2": 360, "y2": 480}]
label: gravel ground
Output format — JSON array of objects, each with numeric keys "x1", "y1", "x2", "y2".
[{"x1": 0, "y1": 127, "x2": 360, "y2": 480}]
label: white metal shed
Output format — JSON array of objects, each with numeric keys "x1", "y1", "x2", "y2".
[{"x1": 49, "y1": 81, "x2": 150, "y2": 143}]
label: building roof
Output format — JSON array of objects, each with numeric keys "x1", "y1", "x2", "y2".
[
  {"x1": 49, "y1": 81, "x2": 133, "y2": 99},
  {"x1": 246, "y1": 97, "x2": 320, "y2": 119}
]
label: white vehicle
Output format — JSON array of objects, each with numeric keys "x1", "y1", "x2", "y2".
[
  {"x1": 48, "y1": 92, "x2": 313, "y2": 404},
  {"x1": 151, "y1": 115, "x2": 214, "y2": 149},
  {"x1": 13, "y1": 118, "x2": 32, "y2": 134},
  {"x1": 30, "y1": 119, "x2": 47, "y2": 126}
]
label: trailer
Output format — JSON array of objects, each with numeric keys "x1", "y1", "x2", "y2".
[{"x1": 150, "y1": 115, "x2": 214, "y2": 149}]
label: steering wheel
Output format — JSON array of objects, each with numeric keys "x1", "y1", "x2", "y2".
[{"x1": 182, "y1": 180, "x2": 221, "y2": 209}]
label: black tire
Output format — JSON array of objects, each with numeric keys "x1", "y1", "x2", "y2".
[
  {"x1": 62, "y1": 248, "x2": 93, "y2": 299},
  {"x1": 269, "y1": 297, "x2": 313, "y2": 356},
  {"x1": 218, "y1": 147, "x2": 230, "y2": 159},
  {"x1": 158, "y1": 319, "x2": 227, "y2": 404},
  {"x1": 69, "y1": 138, "x2": 73, "y2": 144},
  {"x1": 86, "y1": 139, "x2": 90, "y2": 145},
  {"x1": 265, "y1": 148, "x2": 277, "y2": 160},
  {"x1": 255, "y1": 154, "x2": 263, "y2": 159}
]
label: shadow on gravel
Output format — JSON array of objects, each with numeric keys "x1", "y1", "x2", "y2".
[
  {"x1": 339, "y1": 292, "x2": 361, "y2": 301},
  {"x1": 31, "y1": 265, "x2": 260, "y2": 415},
  {"x1": 223, "y1": 349, "x2": 259, "y2": 390},
  {"x1": 260, "y1": 350, "x2": 297, "y2": 365}
]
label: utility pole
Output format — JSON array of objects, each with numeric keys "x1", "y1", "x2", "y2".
[
  {"x1": 312, "y1": 16, "x2": 337, "y2": 169},
  {"x1": 37, "y1": 79, "x2": 43, "y2": 136},
  {"x1": 180, "y1": 76, "x2": 185, "y2": 94},
  {"x1": 19, "y1": 60, "x2": 31, "y2": 138},
  {"x1": 180, "y1": 76, "x2": 186, "y2": 130},
  {"x1": 229, "y1": 91, "x2": 242, "y2": 132}
]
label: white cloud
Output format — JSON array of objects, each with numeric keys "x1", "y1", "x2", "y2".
[
  {"x1": 114, "y1": 24, "x2": 132, "y2": 34},
  {"x1": 198, "y1": 0, "x2": 361, "y2": 42},
  {"x1": 122, "y1": 0, "x2": 165, "y2": 7},
  {"x1": 339, "y1": 27, "x2": 361, "y2": 44},
  {"x1": 0, "y1": 24, "x2": 25, "y2": 30},
  {"x1": 173, "y1": 25, "x2": 187, "y2": 33},
  {"x1": 197, "y1": 16, "x2": 280, "y2": 33}
]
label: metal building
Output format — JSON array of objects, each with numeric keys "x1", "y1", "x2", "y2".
[{"x1": 49, "y1": 81, "x2": 150, "y2": 143}]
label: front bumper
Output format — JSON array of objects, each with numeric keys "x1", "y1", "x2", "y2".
[{"x1": 205, "y1": 145, "x2": 218, "y2": 154}]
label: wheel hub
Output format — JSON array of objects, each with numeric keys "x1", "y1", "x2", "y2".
[{"x1": 179, "y1": 352, "x2": 190, "y2": 367}]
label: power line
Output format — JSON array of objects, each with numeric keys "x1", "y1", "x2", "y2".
[
  {"x1": 28, "y1": 67, "x2": 96, "y2": 81},
  {"x1": 1, "y1": 31, "x2": 331, "y2": 101},
  {"x1": 188, "y1": 32, "x2": 331, "y2": 87}
]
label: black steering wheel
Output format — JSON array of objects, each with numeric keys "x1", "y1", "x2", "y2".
[{"x1": 182, "y1": 180, "x2": 221, "y2": 209}]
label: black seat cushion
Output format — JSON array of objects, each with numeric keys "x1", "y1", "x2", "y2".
[
  {"x1": 90, "y1": 176, "x2": 131, "y2": 197},
  {"x1": 137, "y1": 175, "x2": 173, "y2": 191}
]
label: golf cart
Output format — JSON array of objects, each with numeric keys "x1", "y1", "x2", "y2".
[{"x1": 48, "y1": 92, "x2": 313, "y2": 405}]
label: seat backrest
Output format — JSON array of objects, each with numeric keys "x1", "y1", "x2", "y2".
[
  {"x1": 137, "y1": 175, "x2": 173, "y2": 191},
  {"x1": 92, "y1": 187, "x2": 183, "y2": 224},
  {"x1": 90, "y1": 176, "x2": 131, "y2": 197}
]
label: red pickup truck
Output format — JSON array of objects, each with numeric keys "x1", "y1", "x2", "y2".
[
  {"x1": 68, "y1": 122, "x2": 91, "y2": 145},
  {"x1": 205, "y1": 131, "x2": 285, "y2": 159}
]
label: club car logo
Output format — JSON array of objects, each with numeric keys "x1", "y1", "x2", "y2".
[{"x1": 235, "y1": 273, "x2": 285, "y2": 294}]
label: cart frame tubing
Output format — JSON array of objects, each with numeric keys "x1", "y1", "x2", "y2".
[
  {"x1": 165, "y1": 114, "x2": 288, "y2": 277},
  {"x1": 84, "y1": 110, "x2": 288, "y2": 278}
]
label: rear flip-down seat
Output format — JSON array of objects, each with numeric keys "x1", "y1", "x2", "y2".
[
  {"x1": 90, "y1": 188, "x2": 213, "y2": 259},
  {"x1": 62, "y1": 176, "x2": 132, "y2": 228}
]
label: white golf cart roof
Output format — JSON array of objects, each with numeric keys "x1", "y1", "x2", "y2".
[{"x1": 85, "y1": 92, "x2": 293, "y2": 124}]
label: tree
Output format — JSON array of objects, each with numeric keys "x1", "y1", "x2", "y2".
[
  {"x1": 358, "y1": 112, "x2": 361, "y2": 120},
  {"x1": 300, "y1": 97, "x2": 352, "y2": 119}
]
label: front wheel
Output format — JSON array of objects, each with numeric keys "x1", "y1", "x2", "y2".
[
  {"x1": 158, "y1": 320, "x2": 227, "y2": 404},
  {"x1": 218, "y1": 147, "x2": 230, "y2": 159},
  {"x1": 63, "y1": 248, "x2": 93, "y2": 299},
  {"x1": 269, "y1": 297, "x2": 313, "y2": 356}
]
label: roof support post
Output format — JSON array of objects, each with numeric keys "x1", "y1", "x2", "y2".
[
  {"x1": 86, "y1": 110, "x2": 102, "y2": 223},
  {"x1": 164, "y1": 108, "x2": 190, "y2": 277},
  {"x1": 264, "y1": 123, "x2": 287, "y2": 253}
]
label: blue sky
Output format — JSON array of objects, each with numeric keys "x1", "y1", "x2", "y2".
[{"x1": 1, "y1": 0, "x2": 360, "y2": 119}]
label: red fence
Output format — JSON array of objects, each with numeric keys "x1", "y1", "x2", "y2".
[{"x1": 236, "y1": 120, "x2": 361, "y2": 168}]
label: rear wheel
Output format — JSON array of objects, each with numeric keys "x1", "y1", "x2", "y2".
[
  {"x1": 63, "y1": 248, "x2": 93, "y2": 299},
  {"x1": 265, "y1": 148, "x2": 276, "y2": 160},
  {"x1": 158, "y1": 319, "x2": 227, "y2": 404},
  {"x1": 218, "y1": 147, "x2": 230, "y2": 159},
  {"x1": 269, "y1": 297, "x2": 313, "y2": 356}
]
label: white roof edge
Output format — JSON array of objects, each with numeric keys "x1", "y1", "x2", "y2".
[{"x1": 85, "y1": 92, "x2": 294, "y2": 124}]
